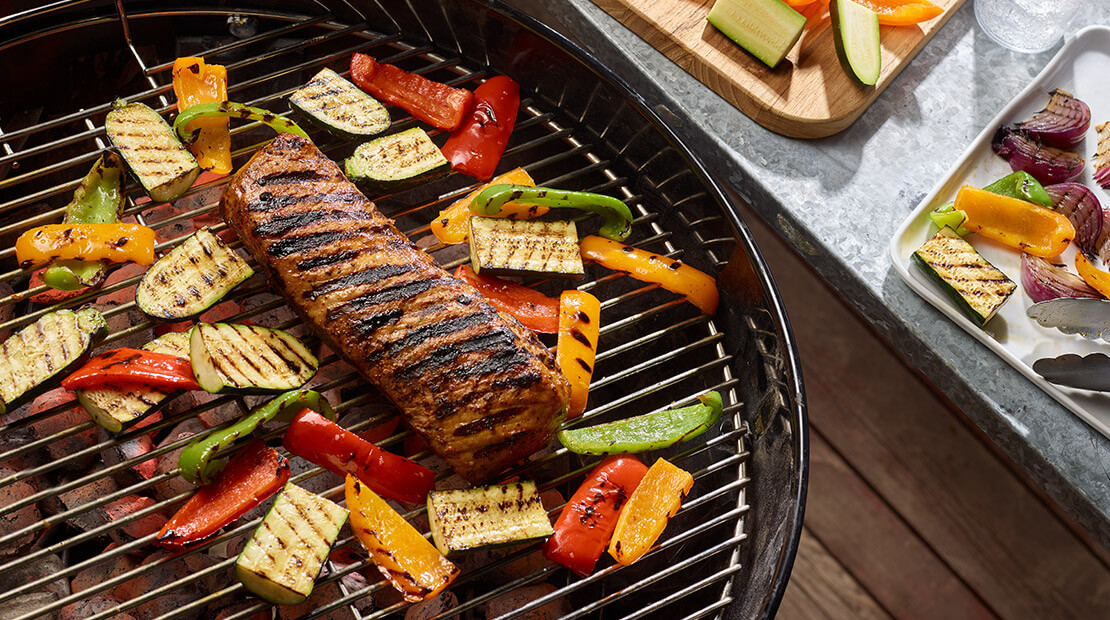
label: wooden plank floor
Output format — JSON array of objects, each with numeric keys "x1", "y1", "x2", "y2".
[{"x1": 736, "y1": 204, "x2": 1110, "y2": 619}]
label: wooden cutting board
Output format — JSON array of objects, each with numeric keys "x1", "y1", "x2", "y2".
[{"x1": 589, "y1": 0, "x2": 967, "y2": 138}]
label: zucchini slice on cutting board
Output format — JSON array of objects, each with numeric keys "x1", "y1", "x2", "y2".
[
  {"x1": 344, "y1": 127, "x2": 448, "y2": 191},
  {"x1": 105, "y1": 100, "x2": 200, "y2": 203},
  {"x1": 468, "y1": 217, "x2": 585, "y2": 279},
  {"x1": 136, "y1": 227, "x2": 254, "y2": 320},
  {"x1": 76, "y1": 331, "x2": 191, "y2": 432},
  {"x1": 190, "y1": 322, "x2": 317, "y2": 394},
  {"x1": 236, "y1": 482, "x2": 348, "y2": 605},
  {"x1": 427, "y1": 481, "x2": 554, "y2": 555},
  {"x1": 290, "y1": 68, "x2": 391, "y2": 139},
  {"x1": 912, "y1": 227, "x2": 1016, "y2": 327},
  {"x1": 0, "y1": 308, "x2": 108, "y2": 415}
]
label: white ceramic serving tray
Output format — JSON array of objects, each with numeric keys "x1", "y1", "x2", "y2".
[{"x1": 890, "y1": 25, "x2": 1110, "y2": 440}]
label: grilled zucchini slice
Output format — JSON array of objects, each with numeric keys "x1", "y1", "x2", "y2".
[
  {"x1": 427, "y1": 481, "x2": 554, "y2": 556},
  {"x1": 344, "y1": 128, "x2": 448, "y2": 192},
  {"x1": 290, "y1": 68, "x2": 391, "y2": 140},
  {"x1": 137, "y1": 227, "x2": 254, "y2": 320},
  {"x1": 912, "y1": 227, "x2": 1016, "y2": 327},
  {"x1": 236, "y1": 482, "x2": 348, "y2": 605},
  {"x1": 190, "y1": 323, "x2": 317, "y2": 394},
  {"x1": 105, "y1": 100, "x2": 200, "y2": 203},
  {"x1": 76, "y1": 331, "x2": 190, "y2": 432},
  {"x1": 0, "y1": 308, "x2": 108, "y2": 415},
  {"x1": 468, "y1": 217, "x2": 585, "y2": 279}
]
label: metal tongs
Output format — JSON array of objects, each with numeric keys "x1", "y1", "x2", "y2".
[{"x1": 1027, "y1": 299, "x2": 1110, "y2": 391}]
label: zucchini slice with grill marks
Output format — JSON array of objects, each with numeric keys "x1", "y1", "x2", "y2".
[
  {"x1": 290, "y1": 68, "x2": 391, "y2": 140},
  {"x1": 468, "y1": 217, "x2": 585, "y2": 279},
  {"x1": 76, "y1": 331, "x2": 190, "y2": 432},
  {"x1": 190, "y1": 322, "x2": 317, "y2": 394},
  {"x1": 136, "y1": 227, "x2": 254, "y2": 320},
  {"x1": 105, "y1": 100, "x2": 200, "y2": 203},
  {"x1": 0, "y1": 308, "x2": 108, "y2": 415},
  {"x1": 236, "y1": 482, "x2": 348, "y2": 605},
  {"x1": 912, "y1": 227, "x2": 1016, "y2": 327},
  {"x1": 344, "y1": 127, "x2": 448, "y2": 192},
  {"x1": 427, "y1": 481, "x2": 554, "y2": 556}
]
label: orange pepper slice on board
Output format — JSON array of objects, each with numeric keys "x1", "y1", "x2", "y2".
[
  {"x1": 854, "y1": 0, "x2": 944, "y2": 26},
  {"x1": 953, "y1": 185, "x2": 1073, "y2": 259},
  {"x1": 608, "y1": 457, "x2": 694, "y2": 566},
  {"x1": 172, "y1": 57, "x2": 232, "y2": 174},
  {"x1": 16, "y1": 223, "x2": 155, "y2": 269},
  {"x1": 579, "y1": 235, "x2": 719, "y2": 315},
  {"x1": 557, "y1": 290, "x2": 601, "y2": 418},
  {"x1": 1074, "y1": 253, "x2": 1110, "y2": 297},
  {"x1": 430, "y1": 167, "x2": 541, "y2": 244},
  {"x1": 345, "y1": 475, "x2": 459, "y2": 602}
]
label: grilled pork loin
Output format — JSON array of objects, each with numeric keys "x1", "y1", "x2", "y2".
[{"x1": 220, "y1": 134, "x2": 570, "y2": 482}]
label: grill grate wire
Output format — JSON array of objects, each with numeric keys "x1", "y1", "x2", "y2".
[{"x1": 0, "y1": 4, "x2": 764, "y2": 619}]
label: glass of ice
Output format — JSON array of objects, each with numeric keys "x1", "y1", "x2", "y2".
[{"x1": 974, "y1": 0, "x2": 1081, "y2": 53}]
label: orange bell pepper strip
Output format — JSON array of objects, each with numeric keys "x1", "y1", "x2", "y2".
[
  {"x1": 579, "y1": 235, "x2": 719, "y2": 315},
  {"x1": 430, "y1": 167, "x2": 542, "y2": 244},
  {"x1": 953, "y1": 185, "x2": 1074, "y2": 258},
  {"x1": 345, "y1": 475, "x2": 460, "y2": 602},
  {"x1": 16, "y1": 223, "x2": 156, "y2": 269},
  {"x1": 557, "y1": 290, "x2": 601, "y2": 418},
  {"x1": 155, "y1": 440, "x2": 289, "y2": 549},
  {"x1": 1074, "y1": 253, "x2": 1110, "y2": 297},
  {"x1": 172, "y1": 57, "x2": 232, "y2": 174},
  {"x1": 854, "y1": 0, "x2": 944, "y2": 26},
  {"x1": 608, "y1": 457, "x2": 694, "y2": 566},
  {"x1": 454, "y1": 265, "x2": 559, "y2": 333}
]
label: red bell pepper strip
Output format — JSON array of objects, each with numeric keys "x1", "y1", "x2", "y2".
[
  {"x1": 283, "y1": 408, "x2": 436, "y2": 505},
  {"x1": 61, "y1": 348, "x2": 200, "y2": 391},
  {"x1": 350, "y1": 53, "x2": 473, "y2": 131},
  {"x1": 454, "y1": 265, "x2": 559, "y2": 334},
  {"x1": 543, "y1": 454, "x2": 648, "y2": 576},
  {"x1": 440, "y1": 76, "x2": 520, "y2": 181},
  {"x1": 156, "y1": 440, "x2": 290, "y2": 549}
]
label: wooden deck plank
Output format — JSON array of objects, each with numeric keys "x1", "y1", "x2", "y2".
[
  {"x1": 741, "y1": 203, "x2": 1110, "y2": 619},
  {"x1": 777, "y1": 528, "x2": 893, "y2": 620}
]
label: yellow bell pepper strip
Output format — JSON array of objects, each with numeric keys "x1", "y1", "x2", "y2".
[
  {"x1": 608, "y1": 457, "x2": 694, "y2": 566},
  {"x1": 172, "y1": 57, "x2": 232, "y2": 174},
  {"x1": 16, "y1": 223, "x2": 155, "y2": 270},
  {"x1": 579, "y1": 235, "x2": 719, "y2": 315},
  {"x1": 173, "y1": 101, "x2": 309, "y2": 144},
  {"x1": 953, "y1": 185, "x2": 1074, "y2": 258},
  {"x1": 345, "y1": 475, "x2": 460, "y2": 602},
  {"x1": 558, "y1": 391, "x2": 723, "y2": 455},
  {"x1": 557, "y1": 290, "x2": 600, "y2": 418},
  {"x1": 1074, "y1": 253, "x2": 1110, "y2": 297},
  {"x1": 430, "y1": 167, "x2": 541, "y2": 244},
  {"x1": 471, "y1": 184, "x2": 633, "y2": 242}
]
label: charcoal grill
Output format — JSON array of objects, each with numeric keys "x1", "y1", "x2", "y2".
[{"x1": 0, "y1": 1, "x2": 808, "y2": 618}]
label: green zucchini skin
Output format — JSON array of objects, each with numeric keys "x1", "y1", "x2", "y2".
[
  {"x1": 76, "y1": 331, "x2": 190, "y2": 432},
  {"x1": 468, "y1": 217, "x2": 585, "y2": 279},
  {"x1": 912, "y1": 227, "x2": 1016, "y2": 327},
  {"x1": 0, "y1": 308, "x2": 109, "y2": 415},
  {"x1": 289, "y1": 68, "x2": 391, "y2": 140},
  {"x1": 427, "y1": 481, "x2": 554, "y2": 556},
  {"x1": 190, "y1": 323, "x2": 318, "y2": 394},
  {"x1": 344, "y1": 128, "x2": 449, "y2": 192},
  {"x1": 235, "y1": 482, "x2": 348, "y2": 605},
  {"x1": 105, "y1": 100, "x2": 200, "y2": 203},
  {"x1": 136, "y1": 227, "x2": 254, "y2": 320}
]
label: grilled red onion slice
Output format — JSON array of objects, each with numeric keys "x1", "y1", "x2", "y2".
[
  {"x1": 1046, "y1": 182, "x2": 1103, "y2": 260},
  {"x1": 1015, "y1": 89, "x2": 1091, "y2": 149},
  {"x1": 1021, "y1": 253, "x2": 1102, "y2": 302},
  {"x1": 1094, "y1": 121, "x2": 1110, "y2": 189},
  {"x1": 992, "y1": 127, "x2": 1085, "y2": 185}
]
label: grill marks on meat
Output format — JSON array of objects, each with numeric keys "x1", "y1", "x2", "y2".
[{"x1": 220, "y1": 134, "x2": 569, "y2": 481}]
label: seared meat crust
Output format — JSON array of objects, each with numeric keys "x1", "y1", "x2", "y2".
[{"x1": 221, "y1": 134, "x2": 569, "y2": 481}]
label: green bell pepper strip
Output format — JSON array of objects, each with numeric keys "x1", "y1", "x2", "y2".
[
  {"x1": 557, "y1": 391, "x2": 723, "y2": 455},
  {"x1": 470, "y1": 184, "x2": 633, "y2": 242},
  {"x1": 928, "y1": 171, "x2": 1051, "y2": 237},
  {"x1": 173, "y1": 101, "x2": 309, "y2": 144},
  {"x1": 42, "y1": 153, "x2": 126, "y2": 291},
  {"x1": 928, "y1": 203, "x2": 971, "y2": 236},
  {"x1": 178, "y1": 389, "x2": 334, "y2": 485}
]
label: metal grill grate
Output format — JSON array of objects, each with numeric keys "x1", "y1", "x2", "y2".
[{"x1": 0, "y1": 2, "x2": 786, "y2": 619}]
